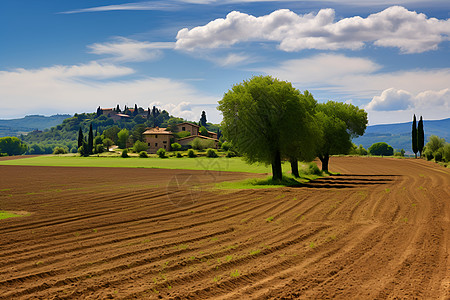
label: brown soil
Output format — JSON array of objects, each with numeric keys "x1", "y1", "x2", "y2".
[{"x1": 0, "y1": 157, "x2": 449, "y2": 299}]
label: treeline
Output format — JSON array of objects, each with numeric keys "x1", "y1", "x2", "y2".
[{"x1": 18, "y1": 105, "x2": 219, "y2": 154}]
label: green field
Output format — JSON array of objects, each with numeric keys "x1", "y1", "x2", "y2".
[
  {"x1": 0, "y1": 155, "x2": 299, "y2": 174},
  {"x1": 0, "y1": 211, "x2": 25, "y2": 220}
]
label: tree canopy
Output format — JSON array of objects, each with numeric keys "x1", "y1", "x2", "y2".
[
  {"x1": 0, "y1": 137, "x2": 27, "y2": 156},
  {"x1": 369, "y1": 142, "x2": 394, "y2": 156},
  {"x1": 218, "y1": 75, "x2": 318, "y2": 180},
  {"x1": 315, "y1": 101, "x2": 368, "y2": 172}
]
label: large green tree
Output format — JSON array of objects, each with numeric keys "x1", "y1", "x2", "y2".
[
  {"x1": 218, "y1": 75, "x2": 317, "y2": 181},
  {"x1": 87, "y1": 123, "x2": 94, "y2": 155},
  {"x1": 0, "y1": 137, "x2": 27, "y2": 156},
  {"x1": 368, "y1": 142, "x2": 394, "y2": 156},
  {"x1": 78, "y1": 127, "x2": 83, "y2": 149},
  {"x1": 117, "y1": 129, "x2": 129, "y2": 149},
  {"x1": 316, "y1": 101, "x2": 368, "y2": 172},
  {"x1": 417, "y1": 116, "x2": 424, "y2": 157},
  {"x1": 412, "y1": 114, "x2": 418, "y2": 158}
]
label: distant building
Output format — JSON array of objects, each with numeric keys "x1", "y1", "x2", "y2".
[{"x1": 143, "y1": 122, "x2": 219, "y2": 153}]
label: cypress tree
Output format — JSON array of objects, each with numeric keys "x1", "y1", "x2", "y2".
[
  {"x1": 88, "y1": 123, "x2": 94, "y2": 155},
  {"x1": 200, "y1": 111, "x2": 207, "y2": 127},
  {"x1": 133, "y1": 104, "x2": 138, "y2": 116},
  {"x1": 78, "y1": 127, "x2": 83, "y2": 149},
  {"x1": 412, "y1": 114, "x2": 418, "y2": 158},
  {"x1": 116, "y1": 104, "x2": 121, "y2": 113},
  {"x1": 418, "y1": 116, "x2": 424, "y2": 157}
]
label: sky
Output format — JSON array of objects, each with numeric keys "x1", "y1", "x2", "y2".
[{"x1": 0, "y1": 0, "x2": 449, "y2": 125}]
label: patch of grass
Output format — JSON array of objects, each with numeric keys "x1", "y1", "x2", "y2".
[
  {"x1": 384, "y1": 188, "x2": 390, "y2": 193},
  {"x1": 230, "y1": 269, "x2": 240, "y2": 278},
  {"x1": 266, "y1": 216, "x2": 274, "y2": 223},
  {"x1": 0, "y1": 188, "x2": 11, "y2": 191},
  {"x1": 250, "y1": 249, "x2": 261, "y2": 255},
  {"x1": 210, "y1": 237, "x2": 218, "y2": 242},
  {"x1": 213, "y1": 275, "x2": 222, "y2": 283},
  {"x1": 225, "y1": 255, "x2": 233, "y2": 262},
  {"x1": 0, "y1": 211, "x2": 24, "y2": 220},
  {"x1": 216, "y1": 173, "x2": 321, "y2": 190},
  {"x1": 309, "y1": 242, "x2": 316, "y2": 249}
]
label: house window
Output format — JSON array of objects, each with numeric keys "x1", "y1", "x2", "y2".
[
  {"x1": 164, "y1": 145, "x2": 166, "y2": 149},
  {"x1": 163, "y1": 141, "x2": 167, "y2": 144},
  {"x1": 148, "y1": 143, "x2": 150, "y2": 146},
  {"x1": 155, "y1": 134, "x2": 158, "y2": 138},
  {"x1": 182, "y1": 127, "x2": 185, "y2": 131},
  {"x1": 155, "y1": 143, "x2": 158, "y2": 147}
]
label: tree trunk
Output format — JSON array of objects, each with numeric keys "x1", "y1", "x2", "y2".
[
  {"x1": 290, "y1": 157, "x2": 299, "y2": 178},
  {"x1": 271, "y1": 150, "x2": 283, "y2": 181},
  {"x1": 319, "y1": 154, "x2": 329, "y2": 173}
]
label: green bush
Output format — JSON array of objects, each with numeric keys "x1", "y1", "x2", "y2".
[
  {"x1": 176, "y1": 152, "x2": 183, "y2": 158},
  {"x1": 206, "y1": 149, "x2": 218, "y2": 158},
  {"x1": 190, "y1": 137, "x2": 215, "y2": 150},
  {"x1": 121, "y1": 149, "x2": 129, "y2": 158},
  {"x1": 133, "y1": 140, "x2": 148, "y2": 153},
  {"x1": 306, "y1": 163, "x2": 322, "y2": 175},
  {"x1": 423, "y1": 147, "x2": 434, "y2": 160},
  {"x1": 221, "y1": 141, "x2": 232, "y2": 151},
  {"x1": 95, "y1": 144, "x2": 104, "y2": 153},
  {"x1": 139, "y1": 151, "x2": 148, "y2": 158},
  {"x1": 171, "y1": 142, "x2": 181, "y2": 151},
  {"x1": 443, "y1": 144, "x2": 450, "y2": 162},
  {"x1": 434, "y1": 148, "x2": 443, "y2": 162},
  {"x1": 187, "y1": 149, "x2": 196, "y2": 158},
  {"x1": 226, "y1": 150, "x2": 237, "y2": 158},
  {"x1": 53, "y1": 146, "x2": 67, "y2": 155},
  {"x1": 157, "y1": 148, "x2": 167, "y2": 158},
  {"x1": 368, "y1": 142, "x2": 394, "y2": 156}
]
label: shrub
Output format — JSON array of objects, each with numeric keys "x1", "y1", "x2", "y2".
[
  {"x1": 173, "y1": 131, "x2": 191, "y2": 139},
  {"x1": 368, "y1": 142, "x2": 394, "y2": 156},
  {"x1": 95, "y1": 144, "x2": 104, "y2": 153},
  {"x1": 206, "y1": 149, "x2": 218, "y2": 158},
  {"x1": 394, "y1": 149, "x2": 405, "y2": 157},
  {"x1": 133, "y1": 140, "x2": 148, "y2": 153},
  {"x1": 226, "y1": 150, "x2": 237, "y2": 158},
  {"x1": 443, "y1": 143, "x2": 450, "y2": 162},
  {"x1": 426, "y1": 135, "x2": 445, "y2": 153},
  {"x1": 176, "y1": 152, "x2": 183, "y2": 158},
  {"x1": 190, "y1": 137, "x2": 215, "y2": 150},
  {"x1": 356, "y1": 145, "x2": 368, "y2": 155},
  {"x1": 434, "y1": 148, "x2": 443, "y2": 162},
  {"x1": 121, "y1": 149, "x2": 129, "y2": 158},
  {"x1": 306, "y1": 163, "x2": 322, "y2": 175},
  {"x1": 53, "y1": 146, "x2": 67, "y2": 155},
  {"x1": 157, "y1": 148, "x2": 167, "y2": 158},
  {"x1": 70, "y1": 146, "x2": 78, "y2": 153},
  {"x1": 187, "y1": 149, "x2": 196, "y2": 158},
  {"x1": 199, "y1": 126, "x2": 209, "y2": 137},
  {"x1": 423, "y1": 147, "x2": 434, "y2": 161},
  {"x1": 171, "y1": 142, "x2": 181, "y2": 151},
  {"x1": 139, "y1": 151, "x2": 148, "y2": 158},
  {"x1": 221, "y1": 141, "x2": 232, "y2": 151}
]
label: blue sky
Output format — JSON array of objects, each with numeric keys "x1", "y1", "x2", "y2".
[{"x1": 1, "y1": 0, "x2": 449, "y2": 125}]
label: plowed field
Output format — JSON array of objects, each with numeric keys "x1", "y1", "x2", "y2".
[{"x1": 0, "y1": 157, "x2": 449, "y2": 299}]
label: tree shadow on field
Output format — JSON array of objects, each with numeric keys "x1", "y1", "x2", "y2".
[{"x1": 298, "y1": 174, "x2": 399, "y2": 189}]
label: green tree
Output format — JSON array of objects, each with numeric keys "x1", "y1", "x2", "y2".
[
  {"x1": 133, "y1": 140, "x2": 148, "y2": 153},
  {"x1": 103, "y1": 126, "x2": 120, "y2": 144},
  {"x1": 157, "y1": 148, "x2": 167, "y2": 158},
  {"x1": 117, "y1": 129, "x2": 129, "y2": 149},
  {"x1": 368, "y1": 142, "x2": 394, "y2": 156},
  {"x1": 316, "y1": 101, "x2": 368, "y2": 172},
  {"x1": 418, "y1": 116, "x2": 424, "y2": 157},
  {"x1": 0, "y1": 137, "x2": 27, "y2": 156},
  {"x1": 78, "y1": 127, "x2": 83, "y2": 149},
  {"x1": 412, "y1": 114, "x2": 418, "y2": 158},
  {"x1": 88, "y1": 123, "x2": 94, "y2": 155},
  {"x1": 102, "y1": 138, "x2": 113, "y2": 151},
  {"x1": 218, "y1": 75, "x2": 318, "y2": 181},
  {"x1": 200, "y1": 111, "x2": 207, "y2": 127}
]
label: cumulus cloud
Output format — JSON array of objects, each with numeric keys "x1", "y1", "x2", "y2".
[
  {"x1": 88, "y1": 37, "x2": 174, "y2": 62},
  {"x1": 175, "y1": 6, "x2": 450, "y2": 53},
  {"x1": 367, "y1": 87, "x2": 449, "y2": 112},
  {"x1": 0, "y1": 63, "x2": 218, "y2": 119}
]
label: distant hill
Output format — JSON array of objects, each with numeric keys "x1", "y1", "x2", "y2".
[
  {"x1": 353, "y1": 118, "x2": 450, "y2": 154},
  {"x1": 0, "y1": 114, "x2": 72, "y2": 137}
]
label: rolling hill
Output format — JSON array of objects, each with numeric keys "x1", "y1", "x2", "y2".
[
  {"x1": 0, "y1": 114, "x2": 72, "y2": 137},
  {"x1": 353, "y1": 118, "x2": 450, "y2": 153}
]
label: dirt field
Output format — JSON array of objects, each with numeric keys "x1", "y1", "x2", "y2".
[{"x1": 0, "y1": 157, "x2": 449, "y2": 299}]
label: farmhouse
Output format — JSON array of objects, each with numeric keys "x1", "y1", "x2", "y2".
[{"x1": 143, "y1": 122, "x2": 219, "y2": 153}]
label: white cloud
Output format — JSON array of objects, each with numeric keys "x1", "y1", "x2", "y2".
[
  {"x1": 88, "y1": 37, "x2": 174, "y2": 62},
  {"x1": 0, "y1": 63, "x2": 218, "y2": 119},
  {"x1": 366, "y1": 88, "x2": 413, "y2": 111},
  {"x1": 175, "y1": 6, "x2": 450, "y2": 53}
]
